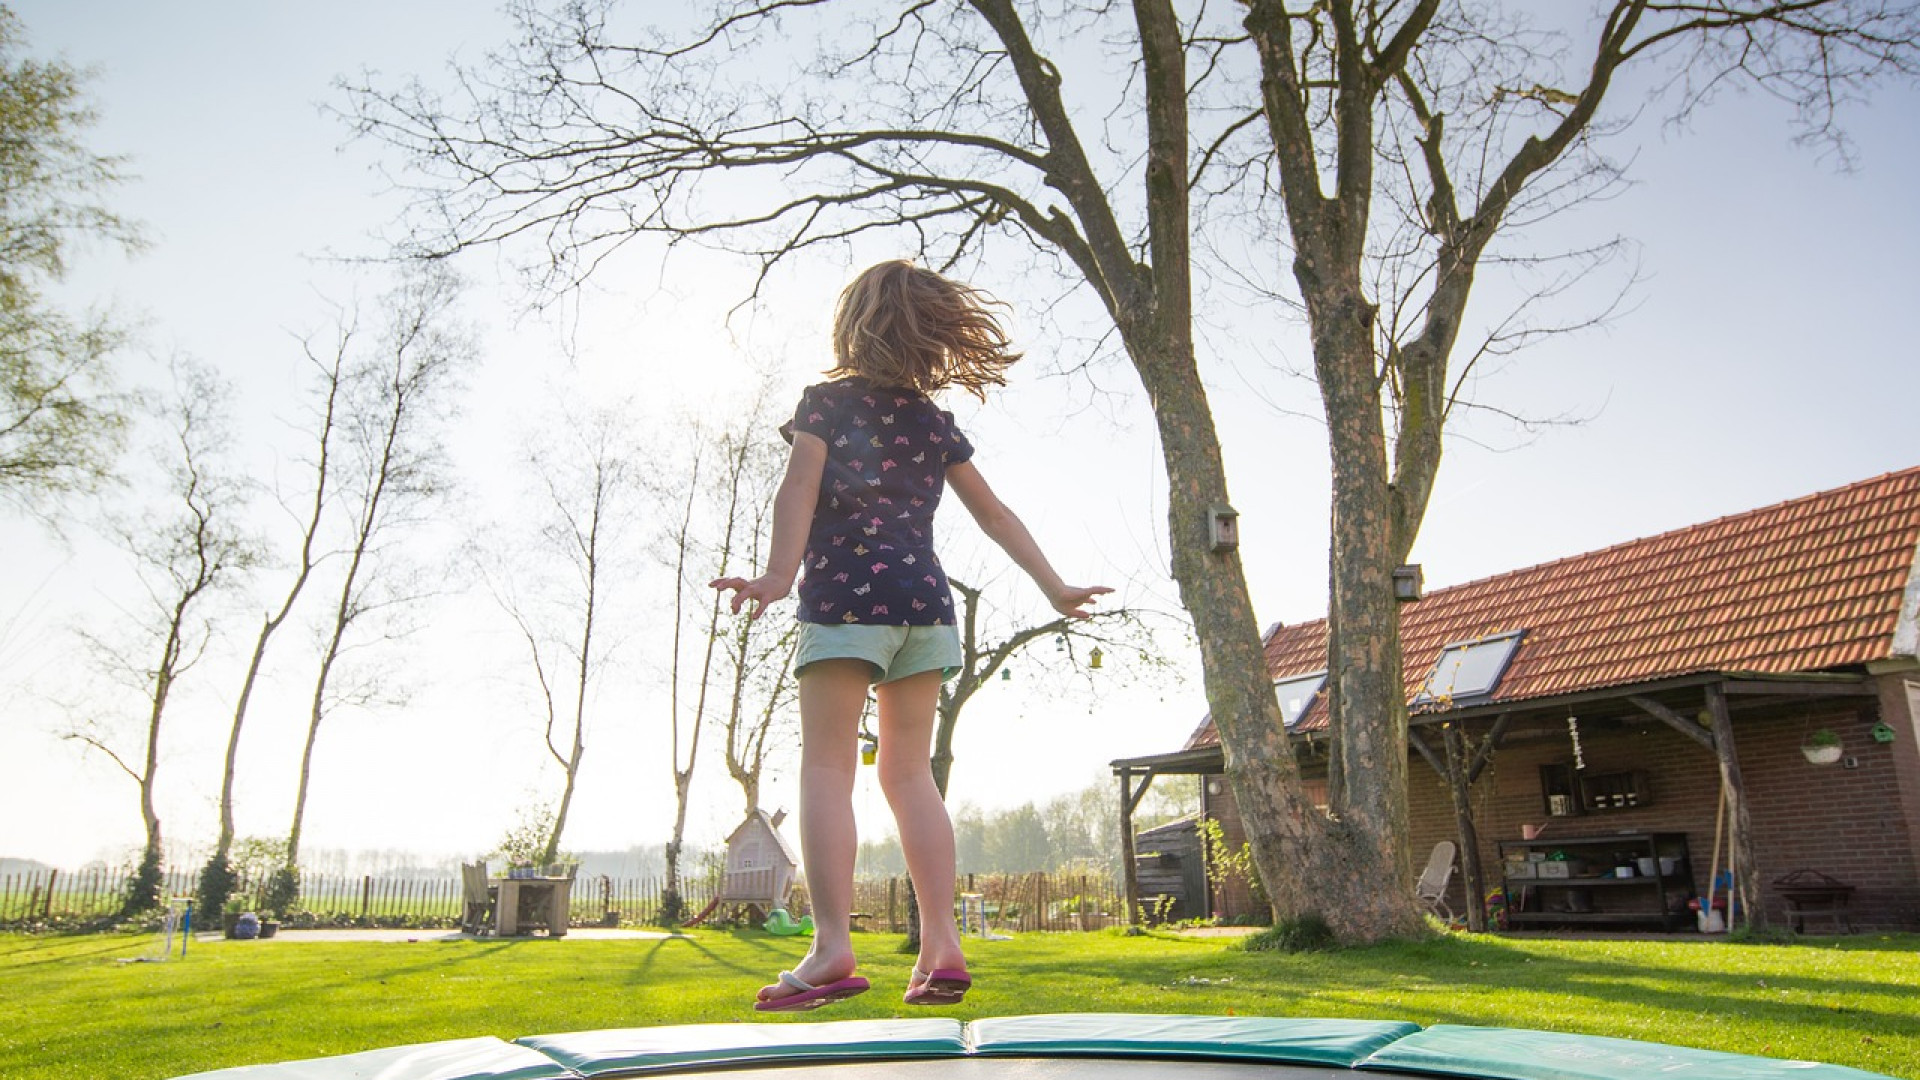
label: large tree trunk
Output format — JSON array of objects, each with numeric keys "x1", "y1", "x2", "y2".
[{"x1": 1312, "y1": 317, "x2": 1423, "y2": 940}]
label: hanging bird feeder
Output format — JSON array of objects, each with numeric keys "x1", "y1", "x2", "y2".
[
  {"x1": 860, "y1": 736, "x2": 878, "y2": 767},
  {"x1": 1089, "y1": 646, "x2": 1104, "y2": 670}
]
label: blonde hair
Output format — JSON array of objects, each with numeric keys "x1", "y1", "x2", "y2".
[{"x1": 829, "y1": 261, "x2": 1020, "y2": 399}]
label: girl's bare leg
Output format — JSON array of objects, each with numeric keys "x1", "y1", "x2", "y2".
[
  {"x1": 759, "y1": 658, "x2": 868, "y2": 1003},
  {"x1": 874, "y1": 668, "x2": 967, "y2": 991}
]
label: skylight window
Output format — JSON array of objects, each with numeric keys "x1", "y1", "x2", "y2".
[
  {"x1": 1274, "y1": 671, "x2": 1327, "y2": 728},
  {"x1": 1416, "y1": 630, "x2": 1526, "y2": 705}
]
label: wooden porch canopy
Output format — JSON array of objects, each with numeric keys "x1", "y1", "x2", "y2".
[
  {"x1": 1110, "y1": 748, "x2": 1223, "y2": 924},
  {"x1": 1112, "y1": 669, "x2": 1880, "y2": 929}
]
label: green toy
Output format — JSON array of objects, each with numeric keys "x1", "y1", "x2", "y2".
[{"x1": 763, "y1": 908, "x2": 814, "y2": 936}]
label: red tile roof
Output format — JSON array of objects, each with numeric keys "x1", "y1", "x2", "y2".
[{"x1": 1188, "y1": 467, "x2": 1920, "y2": 746}]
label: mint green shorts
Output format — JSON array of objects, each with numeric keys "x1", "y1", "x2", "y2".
[{"x1": 795, "y1": 623, "x2": 962, "y2": 684}]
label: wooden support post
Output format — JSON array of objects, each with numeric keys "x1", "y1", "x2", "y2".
[
  {"x1": 1442, "y1": 725, "x2": 1487, "y2": 932},
  {"x1": 1705, "y1": 682, "x2": 1767, "y2": 930},
  {"x1": 1467, "y1": 713, "x2": 1513, "y2": 785},
  {"x1": 1118, "y1": 767, "x2": 1157, "y2": 926}
]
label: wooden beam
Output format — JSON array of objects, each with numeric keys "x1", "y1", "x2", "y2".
[
  {"x1": 1627, "y1": 694, "x2": 1718, "y2": 753},
  {"x1": 1126, "y1": 768, "x2": 1158, "y2": 814},
  {"x1": 1706, "y1": 682, "x2": 1768, "y2": 931},
  {"x1": 1719, "y1": 679, "x2": 1877, "y2": 698},
  {"x1": 1466, "y1": 713, "x2": 1513, "y2": 785},
  {"x1": 1407, "y1": 728, "x2": 1447, "y2": 776}
]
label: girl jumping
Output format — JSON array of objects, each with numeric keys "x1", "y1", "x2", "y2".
[{"x1": 711, "y1": 260, "x2": 1109, "y2": 1011}]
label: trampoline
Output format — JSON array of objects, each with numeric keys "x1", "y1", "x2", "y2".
[{"x1": 166, "y1": 1013, "x2": 1894, "y2": 1080}]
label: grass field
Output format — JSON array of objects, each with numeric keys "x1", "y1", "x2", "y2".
[{"x1": 3, "y1": 927, "x2": 1915, "y2": 1079}]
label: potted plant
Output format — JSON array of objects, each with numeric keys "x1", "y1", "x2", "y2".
[
  {"x1": 221, "y1": 896, "x2": 247, "y2": 938},
  {"x1": 1802, "y1": 728, "x2": 1843, "y2": 765}
]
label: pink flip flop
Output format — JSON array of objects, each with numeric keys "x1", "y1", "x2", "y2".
[
  {"x1": 754, "y1": 970, "x2": 870, "y2": 1012},
  {"x1": 904, "y1": 967, "x2": 971, "y2": 1006}
]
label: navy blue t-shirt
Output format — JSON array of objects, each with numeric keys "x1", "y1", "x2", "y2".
[{"x1": 783, "y1": 377, "x2": 974, "y2": 625}]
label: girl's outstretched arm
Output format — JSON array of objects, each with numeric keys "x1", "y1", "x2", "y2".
[
  {"x1": 947, "y1": 460, "x2": 1111, "y2": 619},
  {"x1": 710, "y1": 431, "x2": 827, "y2": 619}
]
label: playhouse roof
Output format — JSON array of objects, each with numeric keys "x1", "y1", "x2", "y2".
[
  {"x1": 1186, "y1": 466, "x2": 1920, "y2": 747},
  {"x1": 726, "y1": 808, "x2": 799, "y2": 865}
]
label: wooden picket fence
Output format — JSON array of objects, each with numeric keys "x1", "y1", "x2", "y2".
[
  {"x1": 1, "y1": 866, "x2": 1120, "y2": 932},
  {"x1": 0, "y1": 868, "x2": 719, "y2": 927},
  {"x1": 834, "y1": 871, "x2": 1124, "y2": 934}
]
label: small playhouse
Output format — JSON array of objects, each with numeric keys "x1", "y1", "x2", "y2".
[{"x1": 693, "y1": 808, "x2": 799, "y2": 925}]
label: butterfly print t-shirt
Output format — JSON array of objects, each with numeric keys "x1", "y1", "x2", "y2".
[{"x1": 782, "y1": 377, "x2": 974, "y2": 625}]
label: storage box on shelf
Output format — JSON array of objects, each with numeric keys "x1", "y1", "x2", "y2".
[{"x1": 1499, "y1": 832, "x2": 1694, "y2": 930}]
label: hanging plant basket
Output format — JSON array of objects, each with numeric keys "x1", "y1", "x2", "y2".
[{"x1": 1801, "y1": 743, "x2": 1843, "y2": 766}]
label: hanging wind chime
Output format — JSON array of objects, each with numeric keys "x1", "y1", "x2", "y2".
[{"x1": 1567, "y1": 714, "x2": 1586, "y2": 770}]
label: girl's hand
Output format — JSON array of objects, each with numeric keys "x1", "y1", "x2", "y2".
[
  {"x1": 710, "y1": 574, "x2": 790, "y2": 620},
  {"x1": 1050, "y1": 584, "x2": 1113, "y2": 620}
]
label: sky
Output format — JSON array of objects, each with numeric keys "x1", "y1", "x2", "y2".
[{"x1": 3, "y1": 1, "x2": 1916, "y2": 873}]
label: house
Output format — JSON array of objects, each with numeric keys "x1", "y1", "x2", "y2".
[{"x1": 1115, "y1": 467, "x2": 1920, "y2": 932}]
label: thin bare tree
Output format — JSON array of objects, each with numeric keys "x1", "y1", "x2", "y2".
[
  {"x1": 66, "y1": 356, "x2": 254, "y2": 915},
  {"x1": 657, "y1": 431, "x2": 710, "y2": 923},
  {"x1": 275, "y1": 265, "x2": 472, "y2": 906},
  {"x1": 714, "y1": 426, "x2": 801, "y2": 820},
  {"x1": 349, "y1": 0, "x2": 1918, "y2": 939},
  {"x1": 486, "y1": 400, "x2": 643, "y2": 866},
  {"x1": 194, "y1": 333, "x2": 347, "y2": 919}
]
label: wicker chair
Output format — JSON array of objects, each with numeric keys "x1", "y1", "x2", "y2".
[{"x1": 460, "y1": 861, "x2": 497, "y2": 935}]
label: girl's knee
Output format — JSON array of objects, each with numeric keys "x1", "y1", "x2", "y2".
[{"x1": 875, "y1": 757, "x2": 935, "y2": 801}]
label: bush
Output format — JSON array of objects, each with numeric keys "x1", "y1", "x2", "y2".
[
  {"x1": 262, "y1": 866, "x2": 300, "y2": 918},
  {"x1": 194, "y1": 853, "x2": 237, "y2": 924},
  {"x1": 120, "y1": 849, "x2": 163, "y2": 918},
  {"x1": 1243, "y1": 913, "x2": 1336, "y2": 953}
]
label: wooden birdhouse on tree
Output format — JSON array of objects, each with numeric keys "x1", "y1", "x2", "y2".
[{"x1": 718, "y1": 808, "x2": 799, "y2": 921}]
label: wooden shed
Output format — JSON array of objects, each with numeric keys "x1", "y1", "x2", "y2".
[{"x1": 1133, "y1": 815, "x2": 1207, "y2": 923}]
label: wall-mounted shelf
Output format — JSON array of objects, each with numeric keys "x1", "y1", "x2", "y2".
[{"x1": 1579, "y1": 770, "x2": 1650, "y2": 813}]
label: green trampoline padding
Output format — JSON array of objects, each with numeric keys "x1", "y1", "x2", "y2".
[
  {"x1": 515, "y1": 1018, "x2": 964, "y2": 1077},
  {"x1": 162, "y1": 1014, "x2": 1903, "y2": 1080},
  {"x1": 166, "y1": 1035, "x2": 577, "y2": 1080},
  {"x1": 1358, "y1": 1023, "x2": 1893, "y2": 1080},
  {"x1": 970, "y1": 1013, "x2": 1421, "y2": 1066}
]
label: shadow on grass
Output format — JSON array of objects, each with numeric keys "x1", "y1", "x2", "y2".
[{"x1": 0, "y1": 932, "x2": 149, "y2": 968}]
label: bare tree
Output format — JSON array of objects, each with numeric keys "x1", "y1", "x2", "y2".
[
  {"x1": 486, "y1": 400, "x2": 644, "y2": 866},
  {"x1": 657, "y1": 431, "x2": 710, "y2": 923},
  {"x1": 194, "y1": 334, "x2": 347, "y2": 919},
  {"x1": 349, "y1": 1, "x2": 1919, "y2": 940},
  {"x1": 938, "y1": 577, "x2": 1175, "y2": 796},
  {"x1": 902, "y1": 575, "x2": 1171, "y2": 945},
  {"x1": 275, "y1": 265, "x2": 472, "y2": 905},
  {"x1": 714, "y1": 427, "x2": 801, "y2": 820},
  {"x1": 652, "y1": 417, "x2": 764, "y2": 922},
  {"x1": 66, "y1": 357, "x2": 254, "y2": 915}
]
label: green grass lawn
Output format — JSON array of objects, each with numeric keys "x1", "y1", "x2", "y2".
[{"x1": 4, "y1": 927, "x2": 1916, "y2": 1079}]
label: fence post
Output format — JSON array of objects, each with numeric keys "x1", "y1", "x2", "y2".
[{"x1": 360, "y1": 876, "x2": 372, "y2": 922}]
